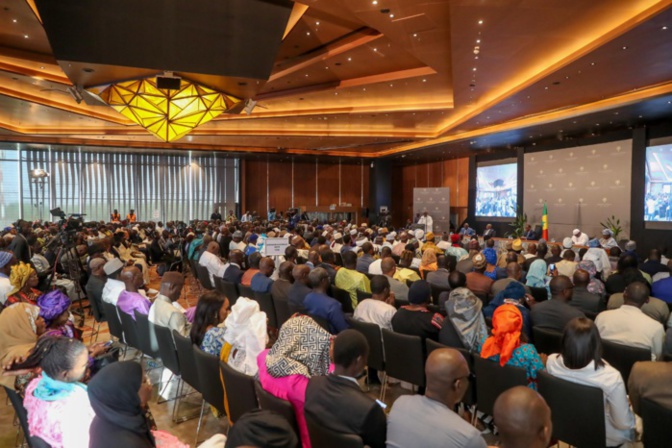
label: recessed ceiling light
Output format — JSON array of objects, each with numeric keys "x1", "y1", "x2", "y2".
[
  {"x1": 389, "y1": 83, "x2": 393, "y2": 87},
  {"x1": 362, "y1": 88, "x2": 366, "y2": 91},
  {"x1": 422, "y1": 79, "x2": 427, "y2": 82},
  {"x1": 347, "y1": 57, "x2": 352, "y2": 61},
  {"x1": 315, "y1": 21, "x2": 320, "y2": 25},
  {"x1": 478, "y1": 20, "x2": 483, "y2": 25},
  {"x1": 23, "y1": 35, "x2": 29, "y2": 39},
  {"x1": 40, "y1": 66, "x2": 44, "y2": 69},
  {"x1": 305, "y1": 74, "x2": 309, "y2": 77},
  {"x1": 590, "y1": 62, "x2": 595, "y2": 66},
  {"x1": 372, "y1": 0, "x2": 378, "y2": 4},
  {"x1": 389, "y1": 13, "x2": 394, "y2": 18},
  {"x1": 12, "y1": 19, "x2": 17, "y2": 23},
  {"x1": 306, "y1": 31, "x2": 310, "y2": 36},
  {"x1": 662, "y1": 26, "x2": 668, "y2": 30},
  {"x1": 413, "y1": 33, "x2": 418, "y2": 37},
  {"x1": 472, "y1": 67, "x2": 477, "y2": 71},
  {"x1": 476, "y1": 39, "x2": 481, "y2": 43},
  {"x1": 373, "y1": 48, "x2": 377, "y2": 52},
  {"x1": 622, "y1": 46, "x2": 628, "y2": 50}
]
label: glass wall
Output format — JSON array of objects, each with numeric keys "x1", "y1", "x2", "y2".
[{"x1": 0, "y1": 143, "x2": 239, "y2": 227}]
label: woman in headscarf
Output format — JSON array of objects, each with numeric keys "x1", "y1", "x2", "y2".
[
  {"x1": 525, "y1": 258, "x2": 551, "y2": 298},
  {"x1": 418, "y1": 248, "x2": 437, "y2": 279},
  {"x1": 37, "y1": 289, "x2": 77, "y2": 339},
  {"x1": 582, "y1": 247, "x2": 612, "y2": 279},
  {"x1": 88, "y1": 361, "x2": 189, "y2": 448},
  {"x1": 479, "y1": 304, "x2": 545, "y2": 389},
  {"x1": 0, "y1": 302, "x2": 45, "y2": 390},
  {"x1": 14, "y1": 336, "x2": 93, "y2": 448},
  {"x1": 482, "y1": 247, "x2": 498, "y2": 280},
  {"x1": 577, "y1": 260, "x2": 606, "y2": 298},
  {"x1": 445, "y1": 287, "x2": 488, "y2": 352},
  {"x1": 221, "y1": 297, "x2": 268, "y2": 376},
  {"x1": 257, "y1": 315, "x2": 332, "y2": 448},
  {"x1": 6, "y1": 262, "x2": 40, "y2": 306}
]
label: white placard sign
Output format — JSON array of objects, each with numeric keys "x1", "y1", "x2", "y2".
[{"x1": 265, "y1": 238, "x2": 289, "y2": 256}]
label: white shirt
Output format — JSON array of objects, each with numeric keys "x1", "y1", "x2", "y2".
[
  {"x1": 199, "y1": 250, "x2": 226, "y2": 284},
  {"x1": 0, "y1": 275, "x2": 12, "y2": 305},
  {"x1": 572, "y1": 232, "x2": 590, "y2": 246},
  {"x1": 148, "y1": 294, "x2": 189, "y2": 337},
  {"x1": 331, "y1": 242, "x2": 343, "y2": 253},
  {"x1": 353, "y1": 298, "x2": 396, "y2": 331},
  {"x1": 368, "y1": 259, "x2": 383, "y2": 275},
  {"x1": 229, "y1": 240, "x2": 246, "y2": 252},
  {"x1": 595, "y1": 305, "x2": 665, "y2": 360},
  {"x1": 101, "y1": 278, "x2": 126, "y2": 306},
  {"x1": 546, "y1": 354, "x2": 635, "y2": 447},
  {"x1": 417, "y1": 215, "x2": 433, "y2": 233},
  {"x1": 436, "y1": 241, "x2": 450, "y2": 251}
]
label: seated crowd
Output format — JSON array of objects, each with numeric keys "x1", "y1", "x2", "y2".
[{"x1": 0, "y1": 211, "x2": 670, "y2": 447}]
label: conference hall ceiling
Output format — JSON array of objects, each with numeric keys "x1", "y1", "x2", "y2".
[{"x1": 0, "y1": 0, "x2": 671, "y2": 157}]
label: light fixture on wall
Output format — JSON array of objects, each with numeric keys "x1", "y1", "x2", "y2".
[{"x1": 90, "y1": 77, "x2": 241, "y2": 142}]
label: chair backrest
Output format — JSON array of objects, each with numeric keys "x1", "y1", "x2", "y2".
[
  {"x1": 101, "y1": 301, "x2": 124, "y2": 342},
  {"x1": 29, "y1": 437, "x2": 51, "y2": 448},
  {"x1": 253, "y1": 291, "x2": 278, "y2": 329},
  {"x1": 346, "y1": 318, "x2": 385, "y2": 371},
  {"x1": 429, "y1": 284, "x2": 450, "y2": 306},
  {"x1": 355, "y1": 289, "x2": 372, "y2": 304},
  {"x1": 172, "y1": 331, "x2": 200, "y2": 390},
  {"x1": 272, "y1": 294, "x2": 292, "y2": 328},
  {"x1": 193, "y1": 346, "x2": 226, "y2": 415},
  {"x1": 154, "y1": 324, "x2": 180, "y2": 376},
  {"x1": 134, "y1": 311, "x2": 160, "y2": 359},
  {"x1": 254, "y1": 382, "x2": 300, "y2": 438},
  {"x1": 219, "y1": 360, "x2": 258, "y2": 424},
  {"x1": 117, "y1": 308, "x2": 141, "y2": 351},
  {"x1": 305, "y1": 413, "x2": 364, "y2": 448},
  {"x1": 641, "y1": 397, "x2": 672, "y2": 448},
  {"x1": 331, "y1": 286, "x2": 354, "y2": 313},
  {"x1": 437, "y1": 318, "x2": 466, "y2": 349},
  {"x1": 86, "y1": 283, "x2": 106, "y2": 323},
  {"x1": 220, "y1": 280, "x2": 240, "y2": 306},
  {"x1": 532, "y1": 326, "x2": 562, "y2": 355},
  {"x1": 381, "y1": 329, "x2": 425, "y2": 387},
  {"x1": 529, "y1": 286, "x2": 548, "y2": 302},
  {"x1": 238, "y1": 283, "x2": 255, "y2": 300},
  {"x1": 537, "y1": 371, "x2": 606, "y2": 448},
  {"x1": 601, "y1": 339, "x2": 650, "y2": 386},
  {"x1": 473, "y1": 355, "x2": 527, "y2": 415},
  {"x1": 425, "y1": 340, "x2": 476, "y2": 407},
  {"x1": 4, "y1": 386, "x2": 32, "y2": 448},
  {"x1": 333, "y1": 252, "x2": 343, "y2": 267},
  {"x1": 213, "y1": 276, "x2": 226, "y2": 296},
  {"x1": 196, "y1": 264, "x2": 214, "y2": 290}
]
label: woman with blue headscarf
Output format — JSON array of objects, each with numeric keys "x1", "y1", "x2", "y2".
[
  {"x1": 482, "y1": 247, "x2": 498, "y2": 280},
  {"x1": 526, "y1": 258, "x2": 551, "y2": 298}
]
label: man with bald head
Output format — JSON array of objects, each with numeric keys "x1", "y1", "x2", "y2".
[
  {"x1": 251, "y1": 257, "x2": 275, "y2": 293},
  {"x1": 199, "y1": 240, "x2": 226, "y2": 284},
  {"x1": 387, "y1": 348, "x2": 486, "y2": 448},
  {"x1": 222, "y1": 249, "x2": 244, "y2": 284},
  {"x1": 530, "y1": 275, "x2": 585, "y2": 332},
  {"x1": 149, "y1": 271, "x2": 189, "y2": 336},
  {"x1": 493, "y1": 386, "x2": 552, "y2": 448},
  {"x1": 381, "y1": 257, "x2": 409, "y2": 302},
  {"x1": 271, "y1": 260, "x2": 294, "y2": 305},
  {"x1": 570, "y1": 269, "x2": 602, "y2": 314},
  {"x1": 116, "y1": 266, "x2": 151, "y2": 319},
  {"x1": 288, "y1": 264, "x2": 312, "y2": 313},
  {"x1": 596, "y1": 281, "x2": 665, "y2": 360}
]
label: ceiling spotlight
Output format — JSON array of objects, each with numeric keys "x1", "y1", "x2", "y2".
[
  {"x1": 662, "y1": 26, "x2": 668, "y2": 30},
  {"x1": 347, "y1": 57, "x2": 352, "y2": 61},
  {"x1": 315, "y1": 21, "x2": 320, "y2": 25},
  {"x1": 306, "y1": 31, "x2": 310, "y2": 36},
  {"x1": 413, "y1": 33, "x2": 418, "y2": 37},
  {"x1": 422, "y1": 79, "x2": 427, "y2": 82},
  {"x1": 23, "y1": 34, "x2": 29, "y2": 39},
  {"x1": 590, "y1": 62, "x2": 595, "y2": 66},
  {"x1": 372, "y1": 0, "x2": 378, "y2": 4},
  {"x1": 472, "y1": 67, "x2": 477, "y2": 71},
  {"x1": 12, "y1": 19, "x2": 17, "y2": 23},
  {"x1": 389, "y1": 13, "x2": 394, "y2": 18},
  {"x1": 478, "y1": 20, "x2": 483, "y2": 25},
  {"x1": 622, "y1": 46, "x2": 628, "y2": 50},
  {"x1": 373, "y1": 48, "x2": 377, "y2": 52}
]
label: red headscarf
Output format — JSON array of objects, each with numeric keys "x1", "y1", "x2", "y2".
[{"x1": 480, "y1": 304, "x2": 522, "y2": 366}]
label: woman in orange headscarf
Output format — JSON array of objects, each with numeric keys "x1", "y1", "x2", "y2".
[
  {"x1": 418, "y1": 248, "x2": 438, "y2": 280},
  {"x1": 479, "y1": 304, "x2": 545, "y2": 389}
]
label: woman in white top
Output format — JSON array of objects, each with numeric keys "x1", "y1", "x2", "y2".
[{"x1": 546, "y1": 317, "x2": 635, "y2": 447}]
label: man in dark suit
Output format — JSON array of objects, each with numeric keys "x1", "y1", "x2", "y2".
[
  {"x1": 8, "y1": 223, "x2": 31, "y2": 263},
  {"x1": 304, "y1": 330, "x2": 386, "y2": 448},
  {"x1": 222, "y1": 249, "x2": 244, "y2": 284}
]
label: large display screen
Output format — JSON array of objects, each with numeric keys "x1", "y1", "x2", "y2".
[
  {"x1": 476, "y1": 162, "x2": 517, "y2": 217},
  {"x1": 645, "y1": 144, "x2": 672, "y2": 222}
]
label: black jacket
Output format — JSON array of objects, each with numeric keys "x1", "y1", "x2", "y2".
[
  {"x1": 304, "y1": 375, "x2": 386, "y2": 448},
  {"x1": 223, "y1": 263, "x2": 244, "y2": 284}
]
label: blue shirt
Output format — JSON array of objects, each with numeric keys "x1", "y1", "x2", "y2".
[
  {"x1": 303, "y1": 291, "x2": 349, "y2": 334},
  {"x1": 459, "y1": 228, "x2": 476, "y2": 236},
  {"x1": 652, "y1": 277, "x2": 672, "y2": 303},
  {"x1": 250, "y1": 272, "x2": 274, "y2": 293}
]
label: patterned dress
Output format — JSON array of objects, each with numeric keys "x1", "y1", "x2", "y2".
[
  {"x1": 200, "y1": 326, "x2": 227, "y2": 356},
  {"x1": 477, "y1": 337, "x2": 545, "y2": 390}
]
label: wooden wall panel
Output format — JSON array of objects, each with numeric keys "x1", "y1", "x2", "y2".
[
  {"x1": 340, "y1": 161, "x2": 366, "y2": 207},
  {"x1": 317, "y1": 162, "x2": 340, "y2": 206},
  {"x1": 268, "y1": 160, "x2": 293, "y2": 213},
  {"x1": 243, "y1": 159, "x2": 267, "y2": 215},
  {"x1": 292, "y1": 161, "x2": 317, "y2": 210}
]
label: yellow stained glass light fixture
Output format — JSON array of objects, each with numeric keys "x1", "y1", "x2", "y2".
[{"x1": 93, "y1": 77, "x2": 241, "y2": 142}]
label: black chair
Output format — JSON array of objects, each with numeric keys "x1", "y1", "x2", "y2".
[
  {"x1": 381, "y1": 329, "x2": 425, "y2": 399},
  {"x1": 118, "y1": 307, "x2": 142, "y2": 355},
  {"x1": 134, "y1": 311, "x2": 161, "y2": 360},
  {"x1": 529, "y1": 286, "x2": 548, "y2": 302},
  {"x1": 220, "y1": 280, "x2": 240, "y2": 305},
  {"x1": 532, "y1": 326, "x2": 562, "y2": 355},
  {"x1": 254, "y1": 291, "x2": 278, "y2": 329},
  {"x1": 196, "y1": 265, "x2": 214, "y2": 290},
  {"x1": 172, "y1": 331, "x2": 201, "y2": 391},
  {"x1": 537, "y1": 371, "x2": 606, "y2": 448},
  {"x1": 601, "y1": 339, "x2": 650, "y2": 386},
  {"x1": 272, "y1": 293, "x2": 292, "y2": 328},
  {"x1": 255, "y1": 382, "x2": 301, "y2": 439},
  {"x1": 152, "y1": 324, "x2": 188, "y2": 411},
  {"x1": 331, "y1": 285, "x2": 354, "y2": 313},
  {"x1": 429, "y1": 284, "x2": 450, "y2": 306},
  {"x1": 101, "y1": 301, "x2": 125, "y2": 344},
  {"x1": 238, "y1": 283, "x2": 255, "y2": 300},
  {"x1": 29, "y1": 437, "x2": 51, "y2": 448},
  {"x1": 219, "y1": 360, "x2": 258, "y2": 425},
  {"x1": 438, "y1": 318, "x2": 466, "y2": 349},
  {"x1": 473, "y1": 355, "x2": 527, "y2": 415},
  {"x1": 426, "y1": 339, "x2": 476, "y2": 408},
  {"x1": 85, "y1": 281, "x2": 106, "y2": 343},
  {"x1": 346, "y1": 318, "x2": 385, "y2": 398},
  {"x1": 641, "y1": 397, "x2": 672, "y2": 447},
  {"x1": 355, "y1": 289, "x2": 372, "y2": 304},
  {"x1": 305, "y1": 413, "x2": 364, "y2": 448},
  {"x1": 213, "y1": 276, "x2": 227, "y2": 296},
  {"x1": 193, "y1": 347, "x2": 226, "y2": 444},
  {"x1": 4, "y1": 385, "x2": 32, "y2": 448}
]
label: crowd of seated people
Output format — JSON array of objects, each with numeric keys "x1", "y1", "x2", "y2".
[{"x1": 0, "y1": 210, "x2": 671, "y2": 447}]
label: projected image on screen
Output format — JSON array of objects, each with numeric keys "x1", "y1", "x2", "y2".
[
  {"x1": 645, "y1": 144, "x2": 672, "y2": 222},
  {"x1": 476, "y1": 163, "x2": 518, "y2": 218}
]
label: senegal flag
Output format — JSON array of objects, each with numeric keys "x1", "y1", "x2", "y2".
[{"x1": 542, "y1": 203, "x2": 549, "y2": 240}]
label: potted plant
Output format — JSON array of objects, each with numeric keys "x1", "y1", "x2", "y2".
[{"x1": 507, "y1": 206, "x2": 527, "y2": 238}]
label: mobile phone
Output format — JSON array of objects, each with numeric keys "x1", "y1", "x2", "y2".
[
  {"x1": 549, "y1": 263, "x2": 557, "y2": 273},
  {"x1": 103, "y1": 340, "x2": 114, "y2": 347}
]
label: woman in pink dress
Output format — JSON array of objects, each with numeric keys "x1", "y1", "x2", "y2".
[{"x1": 257, "y1": 315, "x2": 333, "y2": 448}]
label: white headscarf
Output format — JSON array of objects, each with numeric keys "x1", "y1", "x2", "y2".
[{"x1": 223, "y1": 297, "x2": 268, "y2": 375}]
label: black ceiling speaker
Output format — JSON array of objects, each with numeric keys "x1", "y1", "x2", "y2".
[{"x1": 156, "y1": 76, "x2": 182, "y2": 90}]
